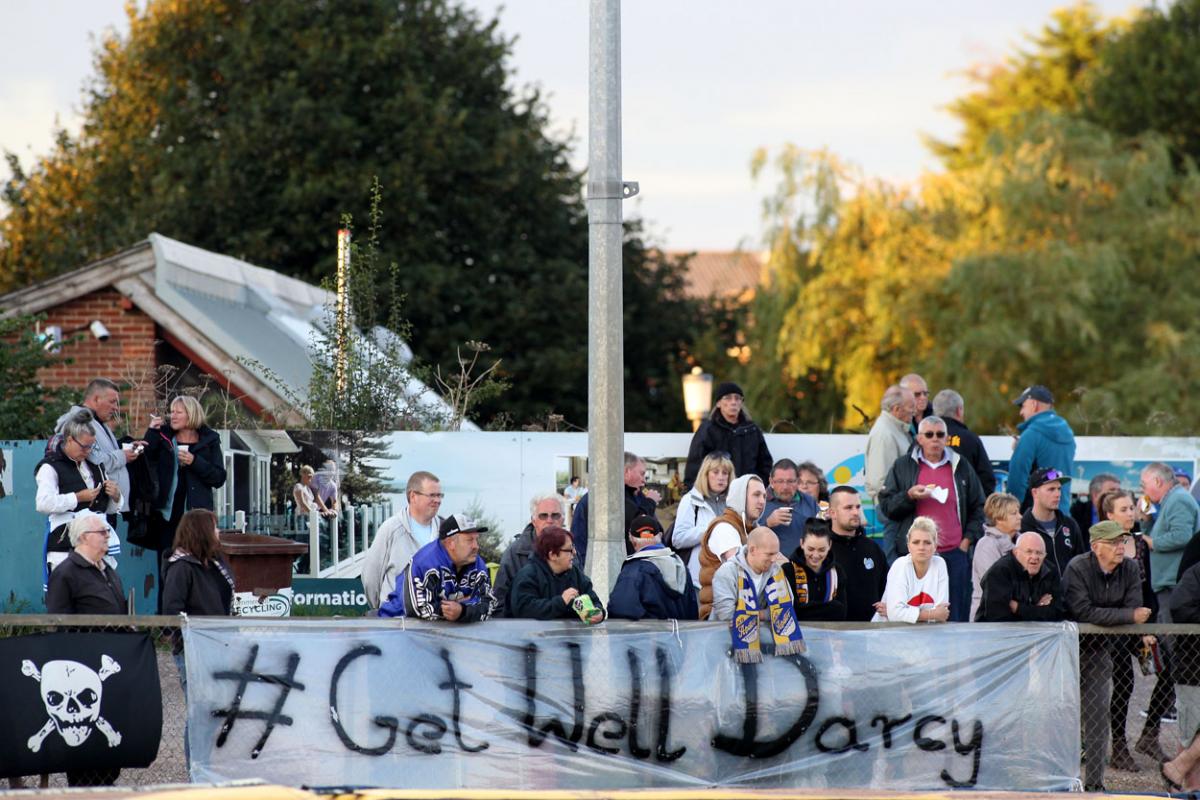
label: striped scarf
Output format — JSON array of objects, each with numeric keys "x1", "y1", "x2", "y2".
[
  {"x1": 793, "y1": 563, "x2": 838, "y2": 606},
  {"x1": 731, "y1": 563, "x2": 806, "y2": 663}
]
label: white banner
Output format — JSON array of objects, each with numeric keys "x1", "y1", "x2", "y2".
[{"x1": 182, "y1": 618, "x2": 1080, "y2": 790}]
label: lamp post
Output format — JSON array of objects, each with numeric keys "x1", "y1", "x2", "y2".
[{"x1": 682, "y1": 367, "x2": 713, "y2": 431}]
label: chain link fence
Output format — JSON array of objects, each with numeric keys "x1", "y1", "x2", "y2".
[{"x1": 3, "y1": 615, "x2": 1198, "y2": 792}]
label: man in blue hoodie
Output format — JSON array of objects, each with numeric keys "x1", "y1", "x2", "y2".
[
  {"x1": 1007, "y1": 385, "x2": 1076, "y2": 514},
  {"x1": 608, "y1": 515, "x2": 699, "y2": 620}
]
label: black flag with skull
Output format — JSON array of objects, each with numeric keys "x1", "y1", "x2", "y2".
[{"x1": 0, "y1": 631, "x2": 161, "y2": 779}]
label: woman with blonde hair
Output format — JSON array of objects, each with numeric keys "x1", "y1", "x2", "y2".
[
  {"x1": 670, "y1": 451, "x2": 735, "y2": 588},
  {"x1": 872, "y1": 516, "x2": 950, "y2": 623},
  {"x1": 294, "y1": 464, "x2": 336, "y2": 518},
  {"x1": 144, "y1": 395, "x2": 226, "y2": 609},
  {"x1": 970, "y1": 492, "x2": 1022, "y2": 619}
]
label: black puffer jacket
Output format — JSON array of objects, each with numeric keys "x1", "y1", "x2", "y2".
[
  {"x1": 143, "y1": 425, "x2": 226, "y2": 513},
  {"x1": 684, "y1": 412, "x2": 772, "y2": 488},
  {"x1": 509, "y1": 555, "x2": 605, "y2": 621}
]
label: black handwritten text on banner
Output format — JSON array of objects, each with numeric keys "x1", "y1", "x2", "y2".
[{"x1": 182, "y1": 619, "x2": 1079, "y2": 790}]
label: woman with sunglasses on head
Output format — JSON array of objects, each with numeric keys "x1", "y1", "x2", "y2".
[
  {"x1": 509, "y1": 526, "x2": 605, "y2": 623},
  {"x1": 35, "y1": 411, "x2": 122, "y2": 575},
  {"x1": 671, "y1": 452, "x2": 735, "y2": 589}
]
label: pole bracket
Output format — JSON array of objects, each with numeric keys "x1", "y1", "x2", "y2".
[{"x1": 587, "y1": 180, "x2": 640, "y2": 200}]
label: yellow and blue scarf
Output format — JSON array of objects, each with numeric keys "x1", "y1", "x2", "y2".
[{"x1": 731, "y1": 564, "x2": 805, "y2": 663}]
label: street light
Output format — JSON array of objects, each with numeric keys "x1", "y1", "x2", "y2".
[{"x1": 681, "y1": 366, "x2": 713, "y2": 431}]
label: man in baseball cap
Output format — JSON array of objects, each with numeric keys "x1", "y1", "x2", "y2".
[
  {"x1": 608, "y1": 514, "x2": 699, "y2": 620},
  {"x1": 379, "y1": 513, "x2": 495, "y2": 622},
  {"x1": 1019, "y1": 467, "x2": 1085, "y2": 579},
  {"x1": 1007, "y1": 384, "x2": 1076, "y2": 514}
]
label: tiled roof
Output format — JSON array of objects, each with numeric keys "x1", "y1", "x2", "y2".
[{"x1": 669, "y1": 250, "x2": 764, "y2": 300}]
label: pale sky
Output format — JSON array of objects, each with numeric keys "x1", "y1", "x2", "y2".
[{"x1": 2, "y1": 0, "x2": 1135, "y2": 252}]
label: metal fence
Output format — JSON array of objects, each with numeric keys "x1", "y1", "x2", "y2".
[{"x1": 2, "y1": 615, "x2": 1196, "y2": 792}]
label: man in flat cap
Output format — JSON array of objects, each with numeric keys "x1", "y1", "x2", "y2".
[{"x1": 1063, "y1": 520, "x2": 1153, "y2": 791}]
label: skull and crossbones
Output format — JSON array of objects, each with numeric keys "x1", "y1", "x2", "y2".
[{"x1": 21, "y1": 656, "x2": 123, "y2": 752}]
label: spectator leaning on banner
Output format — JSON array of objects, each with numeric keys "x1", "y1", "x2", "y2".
[
  {"x1": 492, "y1": 493, "x2": 566, "y2": 617},
  {"x1": 827, "y1": 486, "x2": 888, "y2": 622},
  {"x1": 508, "y1": 526, "x2": 605, "y2": 623},
  {"x1": 1006, "y1": 384, "x2": 1076, "y2": 513},
  {"x1": 608, "y1": 515, "x2": 698, "y2": 621},
  {"x1": 361, "y1": 470, "x2": 444, "y2": 609},
  {"x1": 1020, "y1": 467, "x2": 1086, "y2": 579},
  {"x1": 975, "y1": 531, "x2": 1063, "y2": 622},
  {"x1": 378, "y1": 514, "x2": 495, "y2": 622},
  {"x1": 1063, "y1": 520, "x2": 1153, "y2": 792},
  {"x1": 877, "y1": 414, "x2": 985, "y2": 622},
  {"x1": 682, "y1": 381, "x2": 772, "y2": 489},
  {"x1": 783, "y1": 518, "x2": 846, "y2": 621}
]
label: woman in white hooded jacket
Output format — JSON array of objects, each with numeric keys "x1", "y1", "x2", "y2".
[{"x1": 671, "y1": 452, "x2": 734, "y2": 588}]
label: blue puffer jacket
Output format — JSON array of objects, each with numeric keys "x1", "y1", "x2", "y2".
[{"x1": 1007, "y1": 411, "x2": 1076, "y2": 513}]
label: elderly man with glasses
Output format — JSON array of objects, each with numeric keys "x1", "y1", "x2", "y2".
[
  {"x1": 492, "y1": 493, "x2": 568, "y2": 617},
  {"x1": 878, "y1": 415, "x2": 985, "y2": 622},
  {"x1": 35, "y1": 410, "x2": 122, "y2": 576},
  {"x1": 1064, "y1": 520, "x2": 1153, "y2": 792}
]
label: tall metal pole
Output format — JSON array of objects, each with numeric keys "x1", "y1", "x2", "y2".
[{"x1": 585, "y1": 0, "x2": 636, "y2": 600}]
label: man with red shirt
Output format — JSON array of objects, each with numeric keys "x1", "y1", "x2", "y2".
[{"x1": 878, "y1": 415, "x2": 986, "y2": 622}]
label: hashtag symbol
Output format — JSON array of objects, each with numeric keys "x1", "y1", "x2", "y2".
[{"x1": 212, "y1": 644, "x2": 306, "y2": 759}]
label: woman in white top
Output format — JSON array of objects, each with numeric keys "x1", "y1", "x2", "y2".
[
  {"x1": 671, "y1": 452, "x2": 734, "y2": 587},
  {"x1": 872, "y1": 516, "x2": 950, "y2": 623},
  {"x1": 293, "y1": 465, "x2": 335, "y2": 518}
]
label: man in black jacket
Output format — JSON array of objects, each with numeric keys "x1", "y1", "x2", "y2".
[
  {"x1": 827, "y1": 486, "x2": 887, "y2": 621},
  {"x1": 683, "y1": 381, "x2": 772, "y2": 488},
  {"x1": 1021, "y1": 467, "x2": 1086, "y2": 579},
  {"x1": 975, "y1": 532, "x2": 1064, "y2": 621},
  {"x1": 931, "y1": 389, "x2": 996, "y2": 495}
]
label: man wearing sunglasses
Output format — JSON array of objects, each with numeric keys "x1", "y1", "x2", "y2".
[
  {"x1": 492, "y1": 493, "x2": 568, "y2": 617},
  {"x1": 877, "y1": 415, "x2": 985, "y2": 622}
]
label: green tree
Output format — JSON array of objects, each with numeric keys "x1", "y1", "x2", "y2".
[
  {"x1": 926, "y1": 3, "x2": 1116, "y2": 170},
  {"x1": 1087, "y1": 0, "x2": 1200, "y2": 168},
  {"x1": 0, "y1": 315, "x2": 77, "y2": 437}
]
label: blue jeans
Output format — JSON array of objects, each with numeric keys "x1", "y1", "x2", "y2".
[
  {"x1": 941, "y1": 546, "x2": 971, "y2": 623},
  {"x1": 880, "y1": 518, "x2": 901, "y2": 566}
]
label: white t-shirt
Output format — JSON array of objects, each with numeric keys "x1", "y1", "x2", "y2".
[
  {"x1": 707, "y1": 522, "x2": 743, "y2": 561},
  {"x1": 872, "y1": 554, "x2": 949, "y2": 624}
]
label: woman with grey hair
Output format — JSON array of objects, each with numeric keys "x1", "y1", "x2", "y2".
[
  {"x1": 45, "y1": 512, "x2": 127, "y2": 615},
  {"x1": 35, "y1": 410, "x2": 122, "y2": 575}
]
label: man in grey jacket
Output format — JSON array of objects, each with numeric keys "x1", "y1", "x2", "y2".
[
  {"x1": 864, "y1": 385, "x2": 915, "y2": 564},
  {"x1": 360, "y1": 470, "x2": 444, "y2": 609},
  {"x1": 55, "y1": 378, "x2": 139, "y2": 525},
  {"x1": 710, "y1": 527, "x2": 784, "y2": 621},
  {"x1": 492, "y1": 493, "x2": 566, "y2": 617},
  {"x1": 1063, "y1": 520, "x2": 1153, "y2": 792}
]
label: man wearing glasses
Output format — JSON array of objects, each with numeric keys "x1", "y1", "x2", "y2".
[
  {"x1": 758, "y1": 458, "x2": 819, "y2": 558},
  {"x1": 54, "y1": 378, "x2": 139, "y2": 529},
  {"x1": 899, "y1": 373, "x2": 931, "y2": 431},
  {"x1": 492, "y1": 493, "x2": 567, "y2": 617},
  {"x1": 1019, "y1": 467, "x2": 1086, "y2": 579},
  {"x1": 361, "y1": 470, "x2": 445, "y2": 609},
  {"x1": 878, "y1": 415, "x2": 985, "y2": 622},
  {"x1": 35, "y1": 411, "x2": 122, "y2": 575},
  {"x1": 1063, "y1": 519, "x2": 1153, "y2": 792}
]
